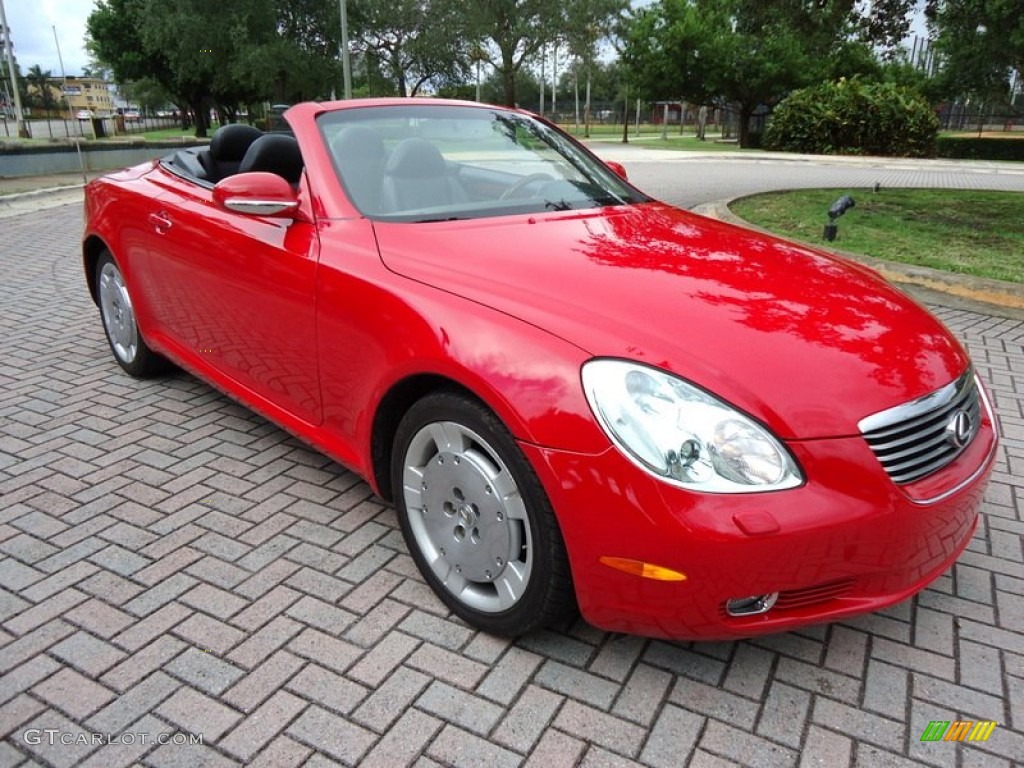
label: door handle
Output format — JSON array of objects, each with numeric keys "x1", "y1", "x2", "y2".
[{"x1": 148, "y1": 212, "x2": 172, "y2": 234}]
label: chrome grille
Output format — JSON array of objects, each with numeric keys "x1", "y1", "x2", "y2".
[{"x1": 859, "y1": 370, "x2": 981, "y2": 485}]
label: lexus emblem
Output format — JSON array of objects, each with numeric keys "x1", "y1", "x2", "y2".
[{"x1": 945, "y1": 410, "x2": 973, "y2": 448}]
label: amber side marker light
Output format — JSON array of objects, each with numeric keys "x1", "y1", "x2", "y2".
[{"x1": 599, "y1": 556, "x2": 687, "y2": 582}]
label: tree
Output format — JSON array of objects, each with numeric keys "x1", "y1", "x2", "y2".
[
  {"x1": 88, "y1": 0, "x2": 340, "y2": 137},
  {"x1": 120, "y1": 77, "x2": 174, "y2": 114},
  {"x1": 352, "y1": 0, "x2": 470, "y2": 97},
  {"x1": 25, "y1": 65, "x2": 58, "y2": 115},
  {"x1": 621, "y1": 0, "x2": 918, "y2": 147},
  {"x1": 477, "y1": 67, "x2": 544, "y2": 108},
  {"x1": 463, "y1": 0, "x2": 567, "y2": 106},
  {"x1": 926, "y1": 0, "x2": 1024, "y2": 102},
  {"x1": 561, "y1": 0, "x2": 628, "y2": 133}
]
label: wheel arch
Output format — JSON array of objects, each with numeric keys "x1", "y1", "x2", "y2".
[
  {"x1": 83, "y1": 234, "x2": 110, "y2": 305},
  {"x1": 370, "y1": 373, "x2": 487, "y2": 502}
]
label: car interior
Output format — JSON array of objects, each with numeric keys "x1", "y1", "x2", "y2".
[
  {"x1": 162, "y1": 116, "x2": 638, "y2": 220},
  {"x1": 324, "y1": 123, "x2": 601, "y2": 220},
  {"x1": 162, "y1": 124, "x2": 305, "y2": 191}
]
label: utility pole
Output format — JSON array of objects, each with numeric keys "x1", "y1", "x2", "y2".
[
  {"x1": 53, "y1": 24, "x2": 86, "y2": 182},
  {"x1": 551, "y1": 41, "x2": 557, "y2": 118},
  {"x1": 0, "y1": 0, "x2": 28, "y2": 138},
  {"x1": 338, "y1": 0, "x2": 352, "y2": 98},
  {"x1": 539, "y1": 45, "x2": 545, "y2": 116}
]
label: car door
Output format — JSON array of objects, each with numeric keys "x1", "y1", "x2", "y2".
[{"x1": 138, "y1": 174, "x2": 322, "y2": 425}]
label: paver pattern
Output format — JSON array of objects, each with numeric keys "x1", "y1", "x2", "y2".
[{"x1": 1, "y1": 156, "x2": 1023, "y2": 767}]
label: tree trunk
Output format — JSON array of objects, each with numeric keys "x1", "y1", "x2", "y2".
[
  {"x1": 191, "y1": 99, "x2": 209, "y2": 138},
  {"x1": 574, "y1": 71, "x2": 579, "y2": 128},
  {"x1": 539, "y1": 47, "x2": 545, "y2": 116},
  {"x1": 396, "y1": 66, "x2": 408, "y2": 98},
  {"x1": 501, "y1": 47, "x2": 516, "y2": 107},
  {"x1": 621, "y1": 88, "x2": 628, "y2": 144},
  {"x1": 584, "y1": 68, "x2": 591, "y2": 138},
  {"x1": 738, "y1": 103, "x2": 754, "y2": 148}
]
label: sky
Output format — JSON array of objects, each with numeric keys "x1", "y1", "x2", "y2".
[
  {"x1": 3, "y1": 0, "x2": 932, "y2": 80},
  {"x1": 3, "y1": 0, "x2": 94, "y2": 76}
]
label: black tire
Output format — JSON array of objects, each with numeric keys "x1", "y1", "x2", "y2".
[
  {"x1": 95, "y1": 250, "x2": 170, "y2": 378},
  {"x1": 392, "y1": 390, "x2": 576, "y2": 636}
]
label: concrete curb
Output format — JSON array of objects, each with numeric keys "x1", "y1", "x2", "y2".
[
  {"x1": 693, "y1": 198, "x2": 1024, "y2": 318},
  {"x1": 0, "y1": 186, "x2": 85, "y2": 220},
  {"x1": 0, "y1": 183, "x2": 86, "y2": 201}
]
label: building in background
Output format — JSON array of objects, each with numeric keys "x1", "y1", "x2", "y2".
[{"x1": 55, "y1": 76, "x2": 114, "y2": 117}]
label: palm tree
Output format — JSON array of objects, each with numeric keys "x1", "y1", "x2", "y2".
[{"x1": 26, "y1": 65, "x2": 58, "y2": 116}]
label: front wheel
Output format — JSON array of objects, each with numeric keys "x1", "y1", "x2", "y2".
[
  {"x1": 392, "y1": 391, "x2": 575, "y2": 636},
  {"x1": 96, "y1": 250, "x2": 169, "y2": 378}
]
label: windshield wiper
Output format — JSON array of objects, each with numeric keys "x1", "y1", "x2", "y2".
[
  {"x1": 413, "y1": 215, "x2": 466, "y2": 223},
  {"x1": 543, "y1": 199, "x2": 573, "y2": 212}
]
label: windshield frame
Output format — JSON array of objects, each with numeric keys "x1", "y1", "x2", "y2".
[{"x1": 317, "y1": 103, "x2": 650, "y2": 223}]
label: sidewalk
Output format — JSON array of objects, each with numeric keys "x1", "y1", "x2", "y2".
[{"x1": 0, "y1": 171, "x2": 106, "y2": 197}]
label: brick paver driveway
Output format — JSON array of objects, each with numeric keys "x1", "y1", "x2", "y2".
[{"x1": 2, "y1": 161, "x2": 1023, "y2": 767}]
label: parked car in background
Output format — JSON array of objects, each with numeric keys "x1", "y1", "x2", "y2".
[
  {"x1": 75, "y1": 110, "x2": 93, "y2": 120},
  {"x1": 123, "y1": 110, "x2": 142, "y2": 122},
  {"x1": 81, "y1": 99, "x2": 998, "y2": 640}
]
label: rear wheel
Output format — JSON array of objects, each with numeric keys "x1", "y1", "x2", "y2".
[
  {"x1": 96, "y1": 250, "x2": 169, "y2": 378},
  {"x1": 392, "y1": 391, "x2": 575, "y2": 636}
]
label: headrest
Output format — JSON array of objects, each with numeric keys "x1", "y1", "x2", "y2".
[
  {"x1": 238, "y1": 134, "x2": 304, "y2": 185},
  {"x1": 384, "y1": 138, "x2": 446, "y2": 179},
  {"x1": 209, "y1": 123, "x2": 263, "y2": 161},
  {"x1": 331, "y1": 125, "x2": 386, "y2": 163}
]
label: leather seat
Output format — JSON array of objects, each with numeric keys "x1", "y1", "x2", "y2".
[
  {"x1": 331, "y1": 126, "x2": 386, "y2": 214},
  {"x1": 202, "y1": 124, "x2": 263, "y2": 181},
  {"x1": 237, "y1": 134, "x2": 304, "y2": 187},
  {"x1": 380, "y1": 138, "x2": 467, "y2": 213}
]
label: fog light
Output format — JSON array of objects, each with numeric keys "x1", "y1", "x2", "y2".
[{"x1": 726, "y1": 592, "x2": 779, "y2": 616}]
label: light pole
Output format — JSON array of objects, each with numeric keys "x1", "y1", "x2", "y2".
[
  {"x1": 976, "y1": 24, "x2": 987, "y2": 138},
  {"x1": 338, "y1": 0, "x2": 352, "y2": 99},
  {"x1": 0, "y1": 0, "x2": 28, "y2": 137}
]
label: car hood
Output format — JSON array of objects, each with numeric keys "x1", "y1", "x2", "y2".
[{"x1": 372, "y1": 203, "x2": 967, "y2": 439}]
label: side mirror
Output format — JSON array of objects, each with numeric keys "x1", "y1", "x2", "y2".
[
  {"x1": 606, "y1": 161, "x2": 628, "y2": 181},
  {"x1": 213, "y1": 172, "x2": 299, "y2": 217}
]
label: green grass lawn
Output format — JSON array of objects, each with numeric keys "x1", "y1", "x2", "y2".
[
  {"x1": 135, "y1": 125, "x2": 214, "y2": 141},
  {"x1": 562, "y1": 122, "x2": 746, "y2": 152},
  {"x1": 730, "y1": 188, "x2": 1024, "y2": 283}
]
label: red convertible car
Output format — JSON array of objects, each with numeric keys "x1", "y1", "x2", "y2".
[{"x1": 83, "y1": 99, "x2": 998, "y2": 639}]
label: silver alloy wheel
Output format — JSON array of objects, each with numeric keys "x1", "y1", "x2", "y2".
[
  {"x1": 98, "y1": 261, "x2": 139, "y2": 364},
  {"x1": 401, "y1": 421, "x2": 532, "y2": 613}
]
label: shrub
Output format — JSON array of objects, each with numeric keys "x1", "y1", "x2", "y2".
[
  {"x1": 936, "y1": 136, "x2": 1024, "y2": 161},
  {"x1": 764, "y1": 79, "x2": 939, "y2": 157}
]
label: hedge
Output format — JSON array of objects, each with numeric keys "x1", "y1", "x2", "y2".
[
  {"x1": 764, "y1": 79, "x2": 939, "y2": 157},
  {"x1": 936, "y1": 136, "x2": 1024, "y2": 161}
]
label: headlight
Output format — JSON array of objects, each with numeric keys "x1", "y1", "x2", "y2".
[{"x1": 581, "y1": 360, "x2": 802, "y2": 493}]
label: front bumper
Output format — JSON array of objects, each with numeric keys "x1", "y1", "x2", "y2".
[{"x1": 522, "y1": 414, "x2": 996, "y2": 640}]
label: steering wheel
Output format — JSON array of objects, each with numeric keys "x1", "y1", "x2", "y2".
[{"x1": 500, "y1": 173, "x2": 555, "y2": 200}]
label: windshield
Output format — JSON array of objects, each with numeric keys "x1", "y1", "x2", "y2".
[{"x1": 318, "y1": 104, "x2": 648, "y2": 222}]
